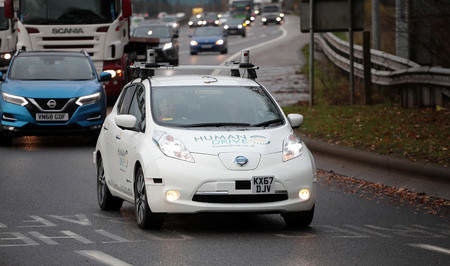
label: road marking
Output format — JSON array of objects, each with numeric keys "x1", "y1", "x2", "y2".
[
  {"x1": 17, "y1": 216, "x2": 57, "y2": 228},
  {"x1": 366, "y1": 225, "x2": 445, "y2": 238},
  {"x1": 29, "y1": 230, "x2": 94, "y2": 245},
  {"x1": 345, "y1": 225, "x2": 392, "y2": 238},
  {"x1": 407, "y1": 243, "x2": 450, "y2": 255},
  {"x1": 0, "y1": 232, "x2": 39, "y2": 247},
  {"x1": 211, "y1": 23, "x2": 288, "y2": 75},
  {"x1": 75, "y1": 250, "x2": 133, "y2": 266},
  {"x1": 95, "y1": 229, "x2": 139, "y2": 244},
  {"x1": 49, "y1": 214, "x2": 92, "y2": 226},
  {"x1": 317, "y1": 225, "x2": 369, "y2": 238}
]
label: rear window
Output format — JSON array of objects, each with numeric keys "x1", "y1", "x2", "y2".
[
  {"x1": 263, "y1": 6, "x2": 280, "y2": 13},
  {"x1": 9, "y1": 55, "x2": 95, "y2": 81}
]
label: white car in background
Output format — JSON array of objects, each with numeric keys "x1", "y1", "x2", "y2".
[{"x1": 93, "y1": 61, "x2": 317, "y2": 229}]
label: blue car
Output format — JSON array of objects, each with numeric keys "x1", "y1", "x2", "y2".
[
  {"x1": 190, "y1": 26, "x2": 228, "y2": 55},
  {"x1": 0, "y1": 51, "x2": 111, "y2": 142}
]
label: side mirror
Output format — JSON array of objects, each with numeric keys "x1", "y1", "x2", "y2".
[
  {"x1": 99, "y1": 72, "x2": 112, "y2": 82},
  {"x1": 4, "y1": 0, "x2": 13, "y2": 19},
  {"x1": 115, "y1": 114, "x2": 136, "y2": 130},
  {"x1": 122, "y1": 0, "x2": 132, "y2": 18},
  {"x1": 287, "y1": 114, "x2": 303, "y2": 129}
]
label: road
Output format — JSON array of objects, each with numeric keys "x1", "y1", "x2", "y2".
[{"x1": 0, "y1": 16, "x2": 449, "y2": 266}]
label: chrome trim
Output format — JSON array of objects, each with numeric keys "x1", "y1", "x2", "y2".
[
  {"x1": 87, "y1": 115, "x2": 102, "y2": 121},
  {"x1": 2, "y1": 114, "x2": 17, "y2": 122},
  {"x1": 195, "y1": 191, "x2": 229, "y2": 195},
  {"x1": 28, "y1": 98, "x2": 75, "y2": 112}
]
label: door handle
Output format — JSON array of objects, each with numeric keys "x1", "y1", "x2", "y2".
[{"x1": 115, "y1": 135, "x2": 121, "y2": 140}]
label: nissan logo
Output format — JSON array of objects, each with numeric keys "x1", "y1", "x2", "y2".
[
  {"x1": 47, "y1": 100, "x2": 57, "y2": 109},
  {"x1": 234, "y1": 156, "x2": 249, "y2": 167}
]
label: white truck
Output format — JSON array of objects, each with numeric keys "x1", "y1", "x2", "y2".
[
  {"x1": 4, "y1": 0, "x2": 132, "y2": 98},
  {"x1": 0, "y1": 0, "x2": 16, "y2": 71}
]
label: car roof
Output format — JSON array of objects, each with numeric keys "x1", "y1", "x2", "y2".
[
  {"x1": 149, "y1": 75, "x2": 259, "y2": 87},
  {"x1": 16, "y1": 51, "x2": 87, "y2": 57}
]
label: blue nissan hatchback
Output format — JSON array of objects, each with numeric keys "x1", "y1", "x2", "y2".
[
  {"x1": 190, "y1": 26, "x2": 228, "y2": 55},
  {"x1": 0, "y1": 51, "x2": 111, "y2": 142}
]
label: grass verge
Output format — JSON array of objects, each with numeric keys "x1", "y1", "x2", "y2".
[{"x1": 286, "y1": 45, "x2": 449, "y2": 167}]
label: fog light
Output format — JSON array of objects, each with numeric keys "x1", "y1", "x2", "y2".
[
  {"x1": 299, "y1": 189, "x2": 310, "y2": 201},
  {"x1": 166, "y1": 190, "x2": 180, "y2": 202}
]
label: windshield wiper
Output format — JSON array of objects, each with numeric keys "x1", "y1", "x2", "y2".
[
  {"x1": 251, "y1": 118, "x2": 284, "y2": 127},
  {"x1": 182, "y1": 122, "x2": 251, "y2": 128}
]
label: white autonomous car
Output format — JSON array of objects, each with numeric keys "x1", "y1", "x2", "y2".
[{"x1": 93, "y1": 51, "x2": 317, "y2": 229}]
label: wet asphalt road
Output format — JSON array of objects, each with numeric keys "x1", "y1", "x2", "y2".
[{"x1": 0, "y1": 16, "x2": 449, "y2": 266}]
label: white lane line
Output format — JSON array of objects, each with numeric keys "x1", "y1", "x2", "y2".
[
  {"x1": 407, "y1": 243, "x2": 450, "y2": 255},
  {"x1": 76, "y1": 250, "x2": 133, "y2": 266},
  {"x1": 211, "y1": 24, "x2": 288, "y2": 75}
]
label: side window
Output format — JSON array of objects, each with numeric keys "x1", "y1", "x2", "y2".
[
  {"x1": 128, "y1": 85, "x2": 146, "y2": 132},
  {"x1": 117, "y1": 85, "x2": 136, "y2": 115}
]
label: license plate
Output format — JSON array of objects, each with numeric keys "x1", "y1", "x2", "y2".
[
  {"x1": 36, "y1": 113, "x2": 69, "y2": 121},
  {"x1": 201, "y1": 45, "x2": 213, "y2": 49},
  {"x1": 252, "y1": 176, "x2": 274, "y2": 194}
]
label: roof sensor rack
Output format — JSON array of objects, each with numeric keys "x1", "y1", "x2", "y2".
[{"x1": 129, "y1": 49, "x2": 259, "y2": 80}]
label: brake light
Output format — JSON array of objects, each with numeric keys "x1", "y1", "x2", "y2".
[
  {"x1": 26, "y1": 27, "x2": 39, "y2": 34},
  {"x1": 97, "y1": 26, "x2": 109, "y2": 32}
]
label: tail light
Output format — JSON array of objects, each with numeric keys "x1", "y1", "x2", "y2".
[
  {"x1": 97, "y1": 26, "x2": 109, "y2": 32},
  {"x1": 26, "y1": 27, "x2": 40, "y2": 34}
]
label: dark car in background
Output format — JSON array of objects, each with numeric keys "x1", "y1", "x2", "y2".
[
  {"x1": 190, "y1": 26, "x2": 228, "y2": 55},
  {"x1": 223, "y1": 17, "x2": 246, "y2": 37},
  {"x1": 261, "y1": 5, "x2": 284, "y2": 25},
  {"x1": 188, "y1": 15, "x2": 204, "y2": 27},
  {"x1": 160, "y1": 15, "x2": 180, "y2": 37},
  {"x1": 129, "y1": 24, "x2": 179, "y2": 66},
  {"x1": 202, "y1": 12, "x2": 220, "y2": 26}
]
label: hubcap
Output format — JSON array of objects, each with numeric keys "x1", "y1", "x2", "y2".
[
  {"x1": 135, "y1": 170, "x2": 146, "y2": 224},
  {"x1": 97, "y1": 160, "x2": 106, "y2": 204}
]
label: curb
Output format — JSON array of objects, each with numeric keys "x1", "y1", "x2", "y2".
[{"x1": 302, "y1": 137, "x2": 450, "y2": 182}]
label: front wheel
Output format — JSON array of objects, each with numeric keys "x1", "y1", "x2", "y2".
[
  {"x1": 97, "y1": 156, "x2": 123, "y2": 211},
  {"x1": 135, "y1": 166, "x2": 164, "y2": 229},
  {"x1": 220, "y1": 48, "x2": 228, "y2": 54},
  {"x1": 282, "y1": 205, "x2": 314, "y2": 228}
]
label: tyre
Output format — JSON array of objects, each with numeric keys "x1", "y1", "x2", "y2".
[
  {"x1": 170, "y1": 58, "x2": 179, "y2": 66},
  {"x1": 97, "y1": 156, "x2": 123, "y2": 211},
  {"x1": 190, "y1": 51, "x2": 197, "y2": 55},
  {"x1": 134, "y1": 166, "x2": 164, "y2": 229},
  {"x1": 282, "y1": 205, "x2": 314, "y2": 228},
  {"x1": 0, "y1": 133, "x2": 13, "y2": 146},
  {"x1": 220, "y1": 48, "x2": 228, "y2": 54},
  {"x1": 242, "y1": 32, "x2": 246, "y2": 37}
]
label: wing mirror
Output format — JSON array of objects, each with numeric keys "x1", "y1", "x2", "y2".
[
  {"x1": 287, "y1": 114, "x2": 303, "y2": 129},
  {"x1": 115, "y1": 115, "x2": 137, "y2": 130},
  {"x1": 99, "y1": 72, "x2": 112, "y2": 82}
]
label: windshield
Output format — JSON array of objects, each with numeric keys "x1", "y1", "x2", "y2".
[
  {"x1": 232, "y1": 1, "x2": 252, "y2": 12},
  {"x1": 19, "y1": 0, "x2": 119, "y2": 25},
  {"x1": 9, "y1": 55, "x2": 95, "y2": 81},
  {"x1": 151, "y1": 86, "x2": 284, "y2": 128},
  {"x1": 0, "y1": 8, "x2": 9, "y2": 30},
  {"x1": 263, "y1": 6, "x2": 280, "y2": 13},
  {"x1": 204, "y1": 13, "x2": 217, "y2": 20},
  {"x1": 194, "y1": 27, "x2": 223, "y2": 37},
  {"x1": 228, "y1": 18, "x2": 244, "y2": 25},
  {"x1": 132, "y1": 25, "x2": 171, "y2": 38},
  {"x1": 162, "y1": 16, "x2": 177, "y2": 22}
]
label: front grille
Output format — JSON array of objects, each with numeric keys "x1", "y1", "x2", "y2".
[
  {"x1": 192, "y1": 193, "x2": 288, "y2": 203},
  {"x1": 33, "y1": 98, "x2": 71, "y2": 111},
  {"x1": 42, "y1": 36, "x2": 94, "y2": 41}
]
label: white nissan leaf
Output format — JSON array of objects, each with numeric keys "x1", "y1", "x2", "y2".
[{"x1": 93, "y1": 64, "x2": 317, "y2": 229}]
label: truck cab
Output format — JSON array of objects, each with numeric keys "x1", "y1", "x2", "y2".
[{"x1": 0, "y1": 0, "x2": 16, "y2": 70}]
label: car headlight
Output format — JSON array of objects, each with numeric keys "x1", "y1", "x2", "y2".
[
  {"x1": 245, "y1": 20, "x2": 250, "y2": 25},
  {"x1": 2, "y1": 92, "x2": 28, "y2": 106},
  {"x1": 153, "y1": 131, "x2": 194, "y2": 163},
  {"x1": 282, "y1": 133, "x2": 303, "y2": 162},
  {"x1": 216, "y1": 39, "x2": 224, "y2": 45},
  {"x1": 280, "y1": 13, "x2": 285, "y2": 18},
  {"x1": 75, "y1": 92, "x2": 101, "y2": 106},
  {"x1": 2, "y1": 53, "x2": 12, "y2": 60},
  {"x1": 224, "y1": 25, "x2": 229, "y2": 30},
  {"x1": 262, "y1": 17, "x2": 267, "y2": 22},
  {"x1": 214, "y1": 20, "x2": 220, "y2": 25},
  {"x1": 190, "y1": 40, "x2": 198, "y2": 46},
  {"x1": 188, "y1": 21, "x2": 193, "y2": 26},
  {"x1": 163, "y1": 42, "x2": 173, "y2": 50},
  {"x1": 276, "y1": 17, "x2": 282, "y2": 22},
  {"x1": 250, "y1": 16, "x2": 255, "y2": 21},
  {"x1": 197, "y1": 21, "x2": 202, "y2": 25},
  {"x1": 237, "y1": 24, "x2": 243, "y2": 29},
  {"x1": 104, "y1": 69, "x2": 116, "y2": 78},
  {"x1": 255, "y1": 10, "x2": 260, "y2": 15},
  {"x1": 172, "y1": 23, "x2": 178, "y2": 28}
]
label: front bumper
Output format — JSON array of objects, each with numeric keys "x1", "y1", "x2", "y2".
[
  {"x1": 144, "y1": 152, "x2": 316, "y2": 214},
  {"x1": 0, "y1": 99, "x2": 105, "y2": 137},
  {"x1": 191, "y1": 43, "x2": 225, "y2": 53},
  {"x1": 226, "y1": 28, "x2": 245, "y2": 35}
]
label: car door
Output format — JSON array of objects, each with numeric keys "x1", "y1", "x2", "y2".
[
  {"x1": 108, "y1": 84, "x2": 137, "y2": 193},
  {"x1": 117, "y1": 83, "x2": 146, "y2": 196}
]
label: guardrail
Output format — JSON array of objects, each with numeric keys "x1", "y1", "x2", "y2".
[{"x1": 315, "y1": 33, "x2": 450, "y2": 107}]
